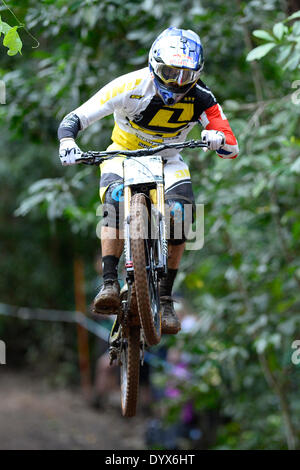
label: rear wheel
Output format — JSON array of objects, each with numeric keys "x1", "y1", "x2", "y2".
[
  {"x1": 120, "y1": 326, "x2": 140, "y2": 417},
  {"x1": 130, "y1": 193, "x2": 161, "y2": 346}
]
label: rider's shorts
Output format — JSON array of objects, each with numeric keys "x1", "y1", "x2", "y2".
[{"x1": 100, "y1": 143, "x2": 195, "y2": 243}]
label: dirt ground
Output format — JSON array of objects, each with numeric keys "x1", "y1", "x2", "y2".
[{"x1": 0, "y1": 369, "x2": 146, "y2": 450}]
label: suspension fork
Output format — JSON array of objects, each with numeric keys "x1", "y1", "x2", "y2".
[
  {"x1": 156, "y1": 183, "x2": 168, "y2": 275},
  {"x1": 123, "y1": 185, "x2": 132, "y2": 270}
]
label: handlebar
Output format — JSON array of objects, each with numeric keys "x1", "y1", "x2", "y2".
[{"x1": 75, "y1": 139, "x2": 210, "y2": 166}]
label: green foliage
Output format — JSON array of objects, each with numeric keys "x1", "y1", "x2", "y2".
[
  {"x1": 1, "y1": 0, "x2": 300, "y2": 450},
  {"x1": 3, "y1": 25, "x2": 22, "y2": 55},
  {"x1": 0, "y1": 15, "x2": 22, "y2": 55},
  {"x1": 247, "y1": 10, "x2": 300, "y2": 70}
]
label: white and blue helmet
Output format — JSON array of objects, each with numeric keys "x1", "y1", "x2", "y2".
[{"x1": 149, "y1": 27, "x2": 204, "y2": 105}]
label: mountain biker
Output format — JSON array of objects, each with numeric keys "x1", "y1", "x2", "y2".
[{"x1": 58, "y1": 27, "x2": 239, "y2": 335}]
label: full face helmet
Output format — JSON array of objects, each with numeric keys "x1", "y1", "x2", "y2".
[{"x1": 149, "y1": 27, "x2": 204, "y2": 105}]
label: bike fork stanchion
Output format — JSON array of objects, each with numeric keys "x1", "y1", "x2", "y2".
[
  {"x1": 123, "y1": 185, "x2": 132, "y2": 265},
  {"x1": 156, "y1": 183, "x2": 168, "y2": 274}
]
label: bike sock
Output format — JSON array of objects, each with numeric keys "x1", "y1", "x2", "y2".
[
  {"x1": 102, "y1": 255, "x2": 119, "y2": 282},
  {"x1": 160, "y1": 268, "x2": 178, "y2": 297}
]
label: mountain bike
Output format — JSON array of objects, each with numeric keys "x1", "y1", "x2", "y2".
[{"x1": 77, "y1": 139, "x2": 207, "y2": 416}]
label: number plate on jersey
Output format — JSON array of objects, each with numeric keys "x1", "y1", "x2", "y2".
[{"x1": 123, "y1": 155, "x2": 163, "y2": 186}]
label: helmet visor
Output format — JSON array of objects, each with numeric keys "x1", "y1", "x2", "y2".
[{"x1": 156, "y1": 64, "x2": 199, "y2": 86}]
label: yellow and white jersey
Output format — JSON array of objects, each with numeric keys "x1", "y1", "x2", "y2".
[{"x1": 74, "y1": 67, "x2": 220, "y2": 158}]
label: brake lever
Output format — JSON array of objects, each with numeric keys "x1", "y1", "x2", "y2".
[{"x1": 75, "y1": 155, "x2": 104, "y2": 166}]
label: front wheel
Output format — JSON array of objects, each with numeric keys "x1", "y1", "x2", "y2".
[{"x1": 130, "y1": 193, "x2": 161, "y2": 346}]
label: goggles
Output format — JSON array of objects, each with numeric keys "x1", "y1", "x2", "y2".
[{"x1": 155, "y1": 64, "x2": 200, "y2": 87}]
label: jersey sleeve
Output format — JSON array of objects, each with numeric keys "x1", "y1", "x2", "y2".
[
  {"x1": 58, "y1": 73, "x2": 143, "y2": 139},
  {"x1": 199, "y1": 102, "x2": 239, "y2": 159},
  {"x1": 74, "y1": 74, "x2": 142, "y2": 130}
]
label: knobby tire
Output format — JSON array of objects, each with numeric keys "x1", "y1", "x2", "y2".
[{"x1": 120, "y1": 326, "x2": 140, "y2": 417}]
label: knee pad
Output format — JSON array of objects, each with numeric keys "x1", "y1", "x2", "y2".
[
  {"x1": 102, "y1": 182, "x2": 124, "y2": 229},
  {"x1": 166, "y1": 198, "x2": 195, "y2": 245}
]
